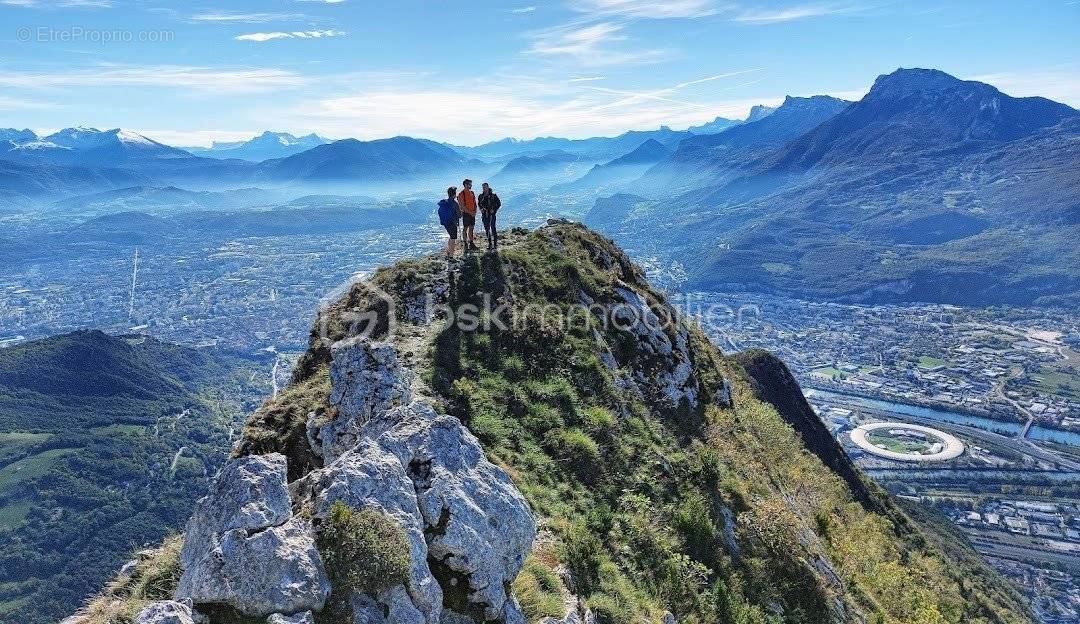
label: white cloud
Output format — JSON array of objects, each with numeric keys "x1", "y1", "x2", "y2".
[
  {"x1": 510, "y1": 6, "x2": 536, "y2": 13},
  {"x1": 236, "y1": 29, "x2": 345, "y2": 42},
  {"x1": 135, "y1": 129, "x2": 269, "y2": 148},
  {"x1": 189, "y1": 12, "x2": 307, "y2": 24},
  {"x1": 571, "y1": 0, "x2": 720, "y2": 19},
  {"x1": 569, "y1": 76, "x2": 605, "y2": 82},
  {"x1": 733, "y1": 3, "x2": 864, "y2": 24},
  {"x1": 529, "y1": 21, "x2": 623, "y2": 54},
  {"x1": 0, "y1": 95, "x2": 62, "y2": 110},
  {"x1": 527, "y1": 22, "x2": 665, "y2": 65},
  {"x1": 526, "y1": 0, "x2": 717, "y2": 69},
  {"x1": 970, "y1": 69, "x2": 1080, "y2": 107},
  {"x1": 0, "y1": 65, "x2": 309, "y2": 94},
  {"x1": 292, "y1": 74, "x2": 782, "y2": 143}
]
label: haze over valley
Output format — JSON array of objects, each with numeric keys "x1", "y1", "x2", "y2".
[{"x1": 2, "y1": 2, "x2": 1079, "y2": 619}]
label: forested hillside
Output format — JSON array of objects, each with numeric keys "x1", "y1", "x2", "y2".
[{"x1": 0, "y1": 331, "x2": 268, "y2": 624}]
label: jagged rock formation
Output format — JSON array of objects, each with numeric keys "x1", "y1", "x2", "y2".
[
  {"x1": 82, "y1": 222, "x2": 1028, "y2": 624},
  {"x1": 133, "y1": 601, "x2": 195, "y2": 624},
  {"x1": 610, "y1": 285, "x2": 699, "y2": 411},
  {"x1": 176, "y1": 453, "x2": 329, "y2": 617},
  {"x1": 296, "y1": 397, "x2": 535, "y2": 624},
  {"x1": 161, "y1": 329, "x2": 535, "y2": 624},
  {"x1": 309, "y1": 336, "x2": 416, "y2": 463},
  {"x1": 268, "y1": 613, "x2": 316, "y2": 624}
]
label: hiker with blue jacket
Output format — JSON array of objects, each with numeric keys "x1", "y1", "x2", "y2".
[{"x1": 438, "y1": 186, "x2": 461, "y2": 260}]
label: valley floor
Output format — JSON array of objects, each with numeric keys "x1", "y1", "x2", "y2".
[
  {"x1": 4, "y1": 211, "x2": 1079, "y2": 622},
  {"x1": 684, "y1": 290, "x2": 1080, "y2": 623}
]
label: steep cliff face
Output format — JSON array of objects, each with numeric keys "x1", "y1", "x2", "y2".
[
  {"x1": 734, "y1": 350, "x2": 879, "y2": 509},
  {"x1": 76, "y1": 222, "x2": 1029, "y2": 624}
]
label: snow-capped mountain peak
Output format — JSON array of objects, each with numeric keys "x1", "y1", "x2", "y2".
[
  {"x1": 186, "y1": 130, "x2": 332, "y2": 161},
  {"x1": 116, "y1": 129, "x2": 160, "y2": 146}
]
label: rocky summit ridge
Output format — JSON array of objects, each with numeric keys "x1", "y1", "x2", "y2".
[{"x1": 73, "y1": 222, "x2": 1030, "y2": 624}]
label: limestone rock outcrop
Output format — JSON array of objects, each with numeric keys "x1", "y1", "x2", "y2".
[
  {"x1": 297, "y1": 400, "x2": 535, "y2": 624},
  {"x1": 133, "y1": 601, "x2": 195, "y2": 624},
  {"x1": 175, "y1": 453, "x2": 330, "y2": 617},
  {"x1": 176, "y1": 339, "x2": 534, "y2": 624},
  {"x1": 308, "y1": 336, "x2": 415, "y2": 463},
  {"x1": 610, "y1": 285, "x2": 699, "y2": 410},
  {"x1": 267, "y1": 612, "x2": 315, "y2": 624}
]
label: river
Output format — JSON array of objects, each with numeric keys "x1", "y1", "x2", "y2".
[
  {"x1": 864, "y1": 469, "x2": 1080, "y2": 482},
  {"x1": 805, "y1": 389, "x2": 1080, "y2": 447}
]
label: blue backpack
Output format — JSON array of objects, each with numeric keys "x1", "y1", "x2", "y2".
[{"x1": 437, "y1": 198, "x2": 459, "y2": 226}]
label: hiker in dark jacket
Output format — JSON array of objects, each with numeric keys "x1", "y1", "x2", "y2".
[
  {"x1": 478, "y1": 182, "x2": 502, "y2": 250},
  {"x1": 437, "y1": 186, "x2": 460, "y2": 260}
]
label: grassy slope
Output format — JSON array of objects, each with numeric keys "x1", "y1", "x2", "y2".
[
  {"x1": 0, "y1": 331, "x2": 266, "y2": 624},
  {"x1": 94, "y1": 224, "x2": 1030, "y2": 624}
]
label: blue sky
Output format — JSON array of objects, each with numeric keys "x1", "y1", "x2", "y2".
[{"x1": 1, "y1": 0, "x2": 1077, "y2": 145}]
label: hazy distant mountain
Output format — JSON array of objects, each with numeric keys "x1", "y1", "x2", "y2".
[
  {"x1": 605, "y1": 139, "x2": 672, "y2": 166},
  {"x1": 595, "y1": 68, "x2": 1080, "y2": 306},
  {"x1": 558, "y1": 139, "x2": 672, "y2": 193},
  {"x1": 581, "y1": 192, "x2": 650, "y2": 227},
  {"x1": 687, "y1": 104, "x2": 776, "y2": 135},
  {"x1": 255, "y1": 136, "x2": 470, "y2": 182},
  {"x1": 56, "y1": 199, "x2": 434, "y2": 246},
  {"x1": 494, "y1": 150, "x2": 581, "y2": 173},
  {"x1": 686, "y1": 116, "x2": 739, "y2": 135},
  {"x1": 457, "y1": 126, "x2": 690, "y2": 161},
  {"x1": 0, "y1": 127, "x2": 195, "y2": 168},
  {"x1": 186, "y1": 131, "x2": 331, "y2": 162},
  {"x1": 0, "y1": 128, "x2": 38, "y2": 145},
  {"x1": 50, "y1": 185, "x2": 277, "y2": 215},
  {"x1": 637, "y1": 95, "x2": 850, "y2": 194},
  {"x1": 0, "y1": 159, "x2": 150, "y2": 203},
  {"x1": 490, "y1": 150, "x2": 595, "y2": 187},
  {"x1": 745, "y1": 104, "x2": 776, "y2": 123}
]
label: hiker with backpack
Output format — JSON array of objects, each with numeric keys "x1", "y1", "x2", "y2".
[
  {"x1": 438, "y1": 186, "x2": 461, "y2": 260},
  {"x1": 456, "y1": 179, "x2": 479, "y2": 252},
  {"x1": 479, "y1": 182, "x2": 501, "y2": 250}
]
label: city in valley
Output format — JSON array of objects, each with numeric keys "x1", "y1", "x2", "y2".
[
  {"x1": 2, "y1": 216, "x2": 1078, "y2": 621},
  {"x1": 2, "y1": 4, "x2": 1078, "y2": 624},
  {"x1": 684, "y1": 290, "x2": 1080, "y2": 623}
]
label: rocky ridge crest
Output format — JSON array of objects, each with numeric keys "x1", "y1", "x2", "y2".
[{"x1": 76, "y1": 222, "x2": 1029, "y2": 624}]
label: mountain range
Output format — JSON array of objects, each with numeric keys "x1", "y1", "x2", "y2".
[
  {"x1": 184, "y1": 131, "x2": 331, "y2": 162},
  {"x1": 1, "y1": 67, "x2": 1077, "y2": 306},
  {"x1": 490, "y1": 149, "x2": 594, "y2": 187},
  {"x1": 686, "y1": 103, "x2": 776, "y2": 134},
  {"x1": 452, "y1": 126, "x2": 691, "y2": 161},
  {"x1": 633, "y1": 94, "x2": 851, "y2": 195},
  {"x1": 253, "y1": 136, "x2": 474, "y2": 183},
  {"x1": 1, "y1": 127, "x2": 194, "y2": 168},
  {"x1": 556, "y1": 138, "x2": 673, "y2": 194},
  {"x1": 582, "y1": 68, "x2": 1080, "y2": 307}
]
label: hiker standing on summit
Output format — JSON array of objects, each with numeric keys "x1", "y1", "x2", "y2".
[
  {"x1": 457, "y1": 179, "x2": 479, "y2": 251},
  {"x1": 479, "y1": 182, "x2": 501, "y2": 250},
  {"x1": 438, "y1": 186, "x2": 460, "y2": 260}
]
